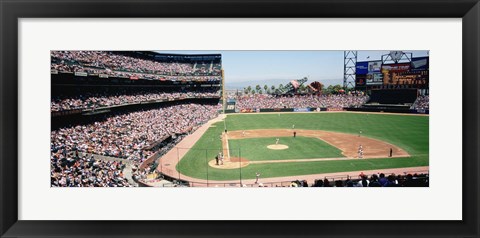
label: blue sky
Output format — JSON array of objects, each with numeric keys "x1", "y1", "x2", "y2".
[{"x1": 156, "y1": 50, "x2": 428, "y2": 88}]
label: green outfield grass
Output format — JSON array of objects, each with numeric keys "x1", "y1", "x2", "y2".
[
  {"x1": 176, "y1": 112, "x2": 429, "y2": 181},
  {"x1": 228, "y1": 136, "x2": 344, "y2": 161}
]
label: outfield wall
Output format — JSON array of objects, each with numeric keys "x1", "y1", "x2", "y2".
[
  {"x1": 346, "y1": 107, "x2": 429, "y2": 114},
  {"x1": 229, "y1": 107, "x2": 429, "y2": 114}
]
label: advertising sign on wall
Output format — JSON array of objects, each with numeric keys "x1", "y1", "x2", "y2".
[
  {"x1": 293, "y1": 108, "x2": 310, "y2": 112},
  {"x1": 355, "y1": 74, "x2": 366, "y2": 86},
  {"x1": 74, "y1": 71, "x2": 88, "y2": 77},
  {"x1": 355, "y1": 62, "x2": 369, "y2": 75},
  {"x1": 366, "y1": 73, "x2": 384, "y2": 85},
  {"x1": 226, "y1": 102, "x2": 236, "y2": 110},
  {"x1": 241, "y1": 109, "x2": 255, "y2": 113},
  {"x1": 381, "y1": 63, "x2": 411, "y2": 73},
  {"x1": 368, "y1": 61, "x2": 382, "y2": 73},
  {"x1": 356, "y1": 74, "x2": 366, "y2": 86},
  {"x1": 327, "y1": 108, "x2": 344, "y2": 111}
]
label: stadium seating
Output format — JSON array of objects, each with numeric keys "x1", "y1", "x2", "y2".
[
  {"x1": 51, "y1": 51, "x2": 222, "y2": 81},
  {"x1": 312, "y1": 173, "x2": 429, "y2": 187},
  {"x1": 236, "y1": 94, "x2": 368, "y2": 110},
  {"x1": 51, "y1": 51, "x2": 223, "y2": 187}
]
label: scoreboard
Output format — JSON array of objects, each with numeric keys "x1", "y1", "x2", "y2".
[{"x1": 355, "y1": 56, "x2": 428, "y2": 87}]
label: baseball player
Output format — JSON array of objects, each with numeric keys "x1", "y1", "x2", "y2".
[
  {"x1": 218, "y1": 152, "x2": 224, "y2": 165},
  {"x1": 255, "y1": 172, "x2": 261, "y2": 184},
  {"x1": 242, "y1": 130, "x2": 246, "y2": 137},
  {"x1": 275, "y1": 138, "x2": 280, "y2": 145},
  {"x1": 358, "y1": 145, "x2": 363, "y2": 159}
]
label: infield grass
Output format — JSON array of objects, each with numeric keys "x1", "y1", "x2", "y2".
[
  {"x1": 176, "y1": 112, "x2": 429, "y2": 180},
  {"x1": 228, "y1": 136, "x2": 344, "y2": 161}
]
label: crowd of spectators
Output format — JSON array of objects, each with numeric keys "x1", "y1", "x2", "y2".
[
  {"x1": 51, "y1": 152, "x2": 131, "y2": 187},
  {"x1": 243, "y1": 172, "x2": 428, "y2": 187},
  {"x1": 51, "y1": 62, "x2": 222, "y2": 82},
  {"x1": 311, "y1": 172, "x2": 429, "y2": 187},
  {"x1": 51, "y1": 102, "x2": 220, "y2": 187},
  {"x1": 51, "y1": 103, "x2": 221, "y2": 161},
  {"x1": 236, "y1": 94, "x2": 369, "y2": 110},
  {"x1": 412, "y1": 95, "x2": 429, "y2": 110},
  {"x1": 51, "y1": 89, "x2": 221, "y2": 112},
  {"x1": 52, "y1": 62, "x2": 222, "y2": 81},
  {"x1": 51, "y1": 51, "x2": 222, "y2": 80}
]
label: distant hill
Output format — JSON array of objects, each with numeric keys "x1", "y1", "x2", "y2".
[{"x1": 225, "y1": 78, "x2": 343, "y2": 90}]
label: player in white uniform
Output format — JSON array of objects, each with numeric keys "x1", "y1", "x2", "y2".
[
  {"x1": 275, "y1": 138, "x2": 280, "y2": 145},
  {"x1": 358, "y1": 145, "x2": 363, "y2": 159},
  {"x1": 255, "y1": 172, "x2": 261, "y2": 184},
  {"x1": 218, "y1": 152, "x2": 224, "y2": 165}
]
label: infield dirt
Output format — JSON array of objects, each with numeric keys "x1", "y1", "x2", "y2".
[{"x1": 208, "y1": 128, "x2": 410, "y2": 169}]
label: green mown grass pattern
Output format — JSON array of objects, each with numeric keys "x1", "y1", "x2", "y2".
[
  {"x1": 176, "y1": 113, "x2": 429, "y2": 180},
  {"x1": 228, "y1": 136, "x2": 344, "y2": 161}
]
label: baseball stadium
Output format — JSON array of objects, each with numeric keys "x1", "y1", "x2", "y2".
[{"x1": 50, "y1": 51, "x2": 429, "y2": 188}]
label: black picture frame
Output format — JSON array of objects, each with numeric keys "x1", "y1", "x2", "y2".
[{"x1": 1, "y1": 0, "x2": 479, "y2": 237}]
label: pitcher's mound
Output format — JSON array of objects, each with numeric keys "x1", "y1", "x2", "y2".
[{"x1": 267, "y1": 144, "x2": 289, "y2": 150}]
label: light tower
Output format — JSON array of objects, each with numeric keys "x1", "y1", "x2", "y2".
[
  {"x1": 343, "y1": 51, "x2": 357, "y2": 89},
  {"x1": 382, "y1": 51, "x2": 412, "y2": 64}
]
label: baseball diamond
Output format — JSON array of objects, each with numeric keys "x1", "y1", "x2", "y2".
[{"x1": 171, "y1": 112, "x2": 428, "y2": 183}]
